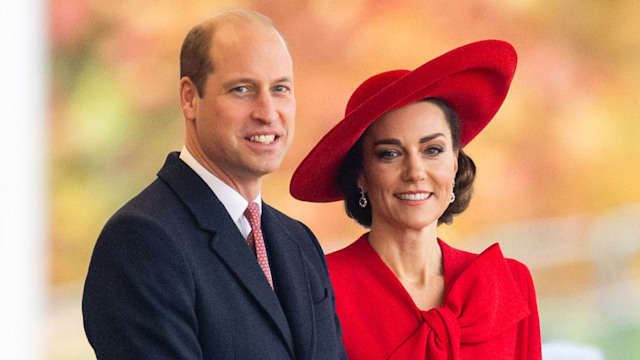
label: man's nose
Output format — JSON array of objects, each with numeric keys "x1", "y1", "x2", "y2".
[{"x1": 251, "y1": 91, "x2": 278, "y2": 124}]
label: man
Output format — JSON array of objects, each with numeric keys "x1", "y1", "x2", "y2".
[{"x1": 82, "y1": 9, "x2": 347, "y2": 359}]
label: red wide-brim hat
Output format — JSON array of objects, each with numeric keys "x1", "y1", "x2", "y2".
[{"x1": 290, "y1": 40, "x2": 517, "y2": 203}]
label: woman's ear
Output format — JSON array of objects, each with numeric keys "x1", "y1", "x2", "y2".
[
  {"x1": 179, "y1": 77, "x2": 199, "y2": 122},
  {"x1": 454, "y1": 148, "x2": 459, "y2": 173},
  {"x1": 357, "y1": 173, "x2": 366, "y2": 192}
]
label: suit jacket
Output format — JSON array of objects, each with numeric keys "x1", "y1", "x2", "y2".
[{"x1": 82, "y1": 152, "x2": 347, "y2": 359}]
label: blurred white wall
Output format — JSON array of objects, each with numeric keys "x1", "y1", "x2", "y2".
[
  {"x1": 543, "y1": 340, "x2": 606, "y2": 360},
  {"x1": 0, "y1": 0, "x2": 47, "y2": 359}
]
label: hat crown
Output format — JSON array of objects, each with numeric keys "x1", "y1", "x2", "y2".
[
  {"x1": 291, "y1": 40, "x2": 517, "y2": 203},
  {"x1": 345, "y1": 70, "x2": 408, "y2": 117}
]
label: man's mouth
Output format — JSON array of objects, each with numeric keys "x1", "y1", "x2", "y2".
[{"x1": 247, "y1": 134, "x2": 277, "y2": 144}]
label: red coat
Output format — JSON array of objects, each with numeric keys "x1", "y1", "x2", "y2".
[{"x1": 327, "y1": 234, "x2": 541, "y2": 360}]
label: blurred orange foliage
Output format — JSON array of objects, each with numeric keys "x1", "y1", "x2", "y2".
[{"x1": 49, "y1": 1, "x2": 640, "y2": 357}]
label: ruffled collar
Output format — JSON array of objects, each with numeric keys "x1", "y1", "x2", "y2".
[{"x1": 353, "y1": 235, "x2": 531, "y2": 360}]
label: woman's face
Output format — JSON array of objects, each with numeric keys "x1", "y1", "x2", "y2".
[{"x1": 359, "y1": 100, "x2": 458, "y2": 232}]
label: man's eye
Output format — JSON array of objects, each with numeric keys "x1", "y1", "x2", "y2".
[
  {"x1": 274, "y1": 85, "x2": 288, "y2": 92},
  {"x1": 231, "y1": 86, "x2": 248, "y2": 93}
]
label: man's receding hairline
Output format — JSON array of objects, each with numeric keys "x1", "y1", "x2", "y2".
[
  {"x1": 194, "y1": 9, "x2": 277, "y2": 35},
  {"x1": 215, "y1": 8, "x2": 276, "y2": 26},
  {"x1": 197, "y1": 9, "x2": 287, "y2": 50},
  {"x1": 180, "y1": 9, "x2": 289, "y2": 96}
]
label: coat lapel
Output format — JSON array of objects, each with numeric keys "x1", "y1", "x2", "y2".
[
  {"x1": 156, "y1": 152, "x2": 295, "y2": 355},
  {"x1": 208, "y1": 221, "x2": 295, "y2": 354},
  {"x1": 262, "y1": 205, "x2": 315, "y2": 360}
]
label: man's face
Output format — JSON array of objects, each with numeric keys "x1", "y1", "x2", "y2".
[{"x1": 190, "y1": 22, "x2": 295, "y2": 187}]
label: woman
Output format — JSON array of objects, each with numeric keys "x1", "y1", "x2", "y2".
[{"x1": 290, "y1": 40, "x2": 541, "y2": 359}]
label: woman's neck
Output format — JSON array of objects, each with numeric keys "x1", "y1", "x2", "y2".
[
  {"x1": 367, "y1": 222, "x2": 445, "y2": 310},
  {"x1": 368, "y1": 223, "x2": 442, "y2": 282}
]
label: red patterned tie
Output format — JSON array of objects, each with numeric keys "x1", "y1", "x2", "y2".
[{"x1": 244, "y1": 202, "x2": 273, "y2": 289}]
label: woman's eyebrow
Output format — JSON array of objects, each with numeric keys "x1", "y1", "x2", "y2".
[
  {"x1": 420, "y1": 133, "x2": 445, "y2": 143},
  {"x1": 372, "y1": 133, "x2": 444, "y2": 146}
]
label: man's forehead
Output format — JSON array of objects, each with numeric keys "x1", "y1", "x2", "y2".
[
  {"x1": 208, "y1": 25, "x2": 290, "y2": 65},
  {"x1": 210, "y1": 20, "x2": 284, "y2": 48}
]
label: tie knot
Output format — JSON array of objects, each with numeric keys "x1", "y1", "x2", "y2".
[{"x1": 244, "y1": 202, "x2": 261, "y2": 230}]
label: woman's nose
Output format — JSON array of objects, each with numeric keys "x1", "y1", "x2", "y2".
[{"x1": 403, "y1": 154, "x2": 426, "y2": 181}]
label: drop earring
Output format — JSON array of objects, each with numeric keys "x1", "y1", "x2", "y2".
[
  {"x1": 358, "y1": 185, "x2": 368, "y2": 208},
  {"x1": 450, "y1": 179, "x2": 456, "y2": 203}
]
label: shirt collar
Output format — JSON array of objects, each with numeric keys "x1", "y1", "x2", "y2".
[{"x1": 179, "y1": 146, "x2": 261, "y2": 238}]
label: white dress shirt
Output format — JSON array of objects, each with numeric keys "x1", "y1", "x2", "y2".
[{"x1": 179, "y1": 146, "x2": 261, "y2": 239}]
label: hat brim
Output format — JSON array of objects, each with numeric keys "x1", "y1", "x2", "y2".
[{"x1": 290, "y1": 40, "x2": 517, "y2": 203}]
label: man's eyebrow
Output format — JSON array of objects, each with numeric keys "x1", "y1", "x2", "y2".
[
  {"x1": 223, "y1": 76, "x2": 293, "y2": 87},
  {"x1": 274, "y1": 76, "x2": 293, "y2": 84},
  {"x1": 222, "y1": 78, "x2": 256, "y2": 88}
]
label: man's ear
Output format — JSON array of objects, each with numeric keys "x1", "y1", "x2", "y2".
[{"x1": 179, "y1": 77, "x2": 198, "y2": 121}]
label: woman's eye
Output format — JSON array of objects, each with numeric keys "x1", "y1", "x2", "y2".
[
  {"x1": 376, "y1": 149, "x2": 400, "y2": 160},
  {"x1": 425, "y1": 146, "x2": 443, "y2": 156}
]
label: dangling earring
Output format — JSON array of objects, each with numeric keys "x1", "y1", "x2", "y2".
[
  {"x1": 358, "y1": 185, "x2": 368, "y2": 208},
  {"x1": 450, "y1": 179, "x2": 456, "y2": 204}
]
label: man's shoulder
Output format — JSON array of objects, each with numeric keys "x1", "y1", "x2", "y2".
[
  {"x1": 262, "y1": 202, "x2": 320, "y2": 248},
  {"x1": 262, "y1": 202, "x2": 303, "y2": 226},
  {"x1": 102, "y1": 153, "x2": 203, "y2": 234},
  {"x1": 100, "y1": 178, "x2": 182, "y2": 236},
  {"x1": 113, "y1": 152, "x2": 213, "y2": 218},
  {"x1": 116, "y1": 177, "x2": 177, "y2": 214}
]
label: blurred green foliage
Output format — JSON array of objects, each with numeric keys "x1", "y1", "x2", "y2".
[{"x1": 49, "y1": 0, "x2": 640, "y2": 358}]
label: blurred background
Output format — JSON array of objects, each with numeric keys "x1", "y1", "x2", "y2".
[{"x1": 4, "y1": 0, "x2": 640, "y2": 358}]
